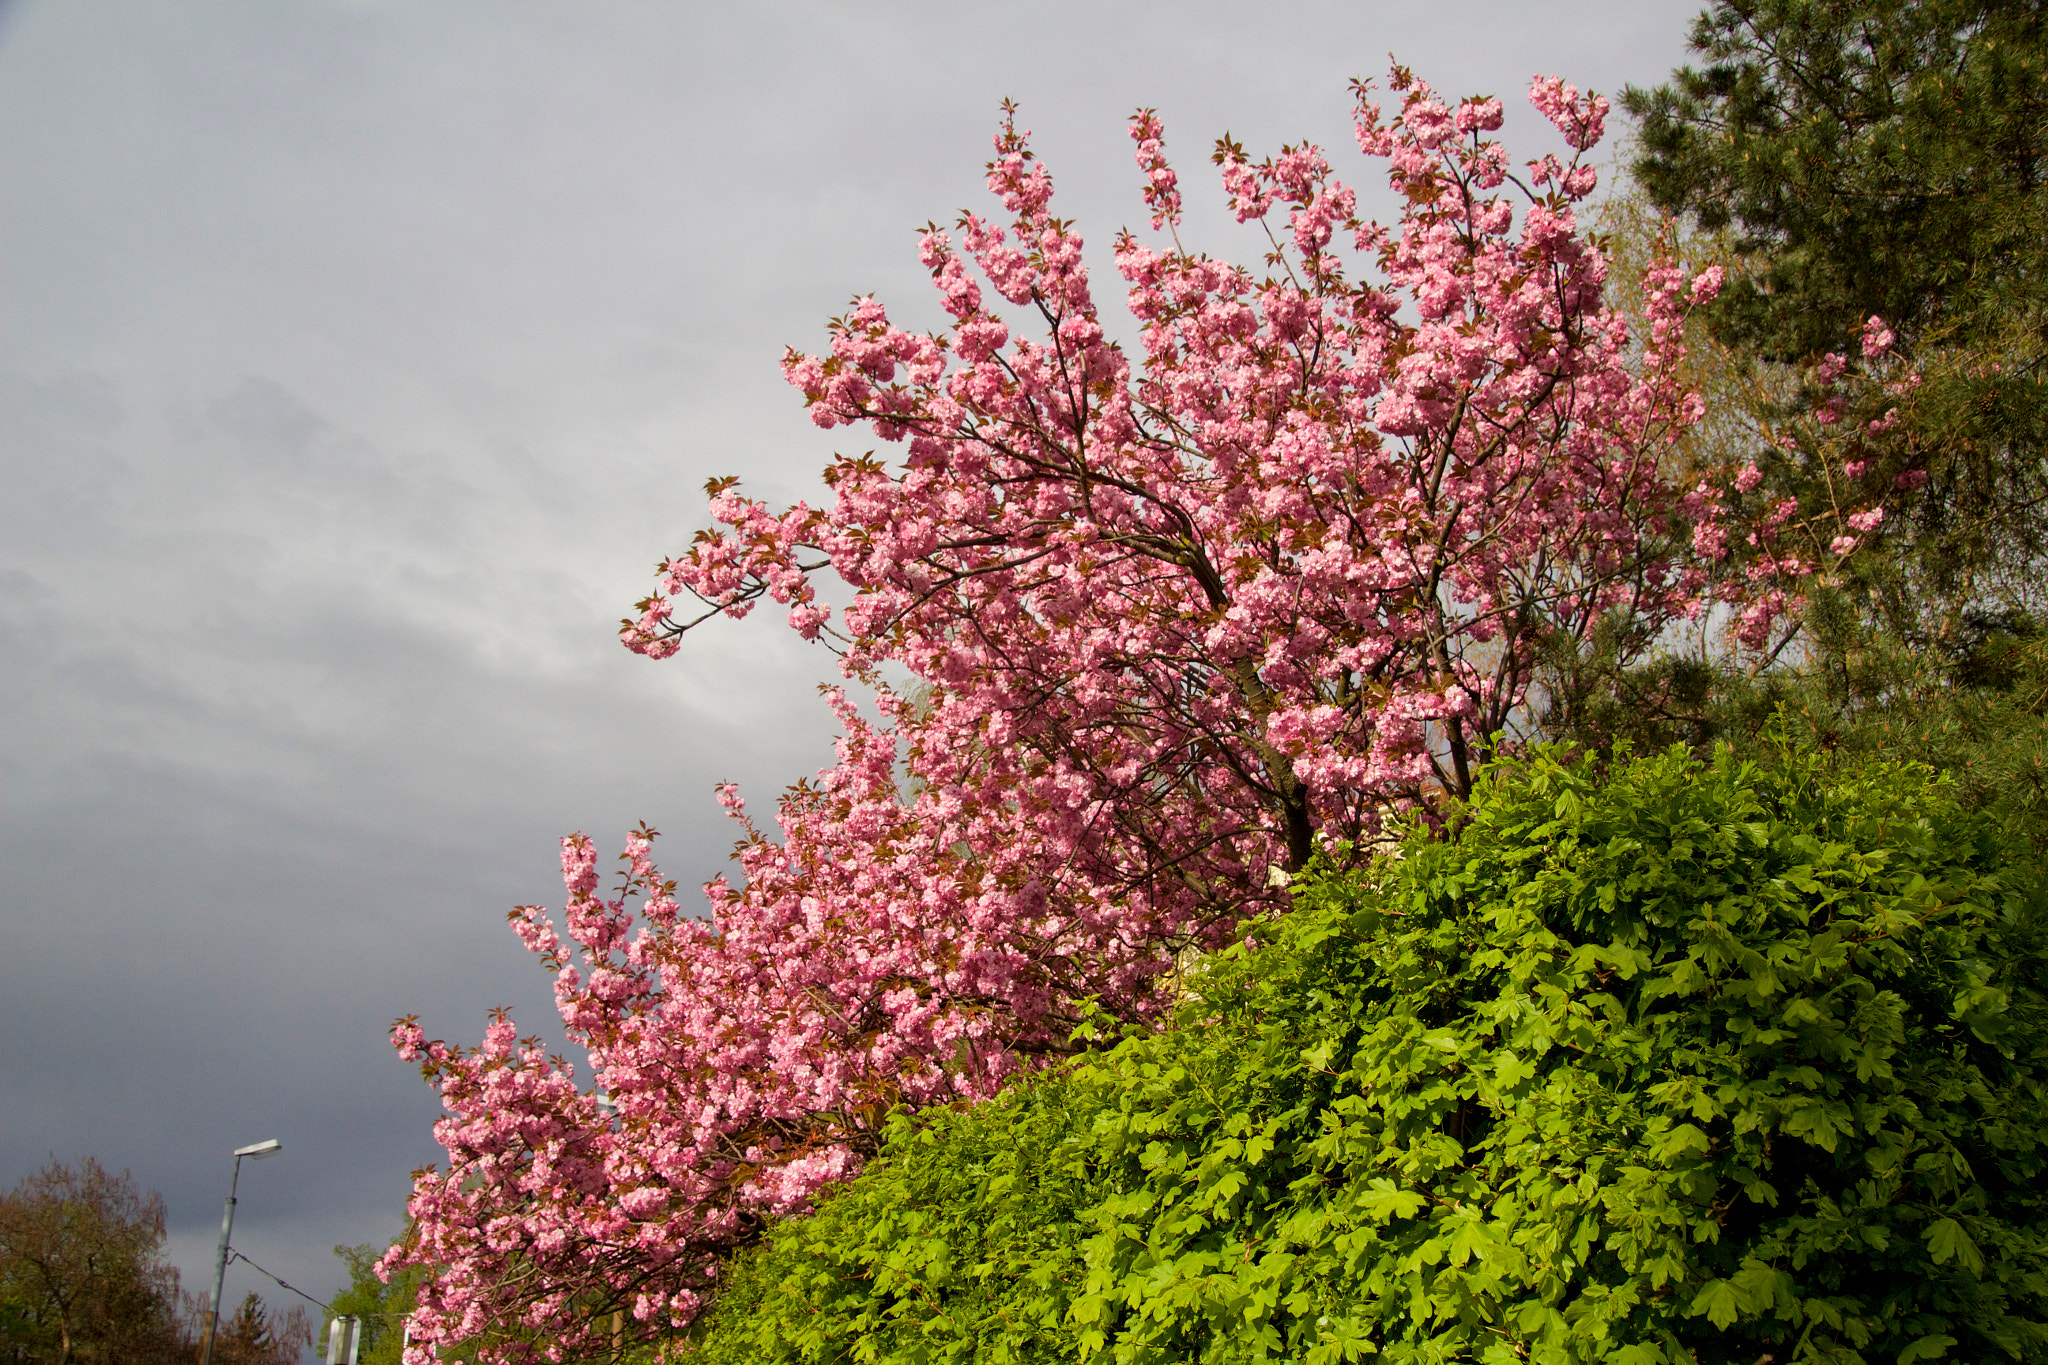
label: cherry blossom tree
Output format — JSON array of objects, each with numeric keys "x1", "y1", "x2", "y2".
[{"x1": 386, "y1": 66, "x2": 1731, "y2": 1363}]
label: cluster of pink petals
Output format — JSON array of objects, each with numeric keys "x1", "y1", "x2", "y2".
[
  {"x1": 390, "y1": 67, "x2": 1728, "y2": 1363},
  {"x1": 1709, "y1": 316, "x2": 1922, "y2": 650}
]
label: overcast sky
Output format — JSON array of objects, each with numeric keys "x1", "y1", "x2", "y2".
[{"x1": 0, "y1": 0, "x2": 1705, "y2": 1347}]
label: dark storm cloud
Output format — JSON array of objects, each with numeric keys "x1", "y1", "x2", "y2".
[{"x1": 0, "y1": 0, "x2": 1702, "y2": 1341}]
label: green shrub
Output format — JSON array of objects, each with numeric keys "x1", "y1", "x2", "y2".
[{"x1": 691, "y1": 745, "x2": 2048, "y2": 1364}]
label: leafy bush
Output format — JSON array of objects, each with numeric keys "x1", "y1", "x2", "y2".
[{"x1": 690, "y1": 745, "x2": 2048, "y2": 1364}]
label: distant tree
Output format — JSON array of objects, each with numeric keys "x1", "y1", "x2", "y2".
[
  {"x1": 0, "y1": 1158, "x2": 191, "y2": 1365},
  {"x1": 1547, "y1": 0, "x2": 2048, "y2": 851},
  {"x1": 207, "y1": 1294, "x2": 308, "y2": 1365},
  {"x1": 324, "y1": 1241, "x2": 421, "y2": 1365}
]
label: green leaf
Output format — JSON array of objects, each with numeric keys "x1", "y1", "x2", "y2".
[
  {"x1": 1647, "y1": 1123, "x2": 1711, "y2": 1163},
  {"x1": 1351, "y1": 1180, "x2": 1426, "y2": 1223},
  {"x1": 1897, "y1": 1334, "x2": 1958, "y2": 1364},
  {"x1": 685, "y1": 745, "x2": 2048, "y2": 1365},
  {"x1": 1923, "y1": 1218, "x2": 1984, "y2": 1274},
  {"x1": 1445, "y1": 1217, "x2": 1491, "y2": 1268},
  {"x1": 1688, "y1": 1278, "x2": 1743, "y2": 1330}
]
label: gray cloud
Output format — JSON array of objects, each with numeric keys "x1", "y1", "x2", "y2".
[{"x1": 0, "y1": 0, "x2": 1702, "y2": 1344}]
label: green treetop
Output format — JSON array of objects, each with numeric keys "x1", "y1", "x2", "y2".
[{"x1": 1623, "y1": 0, "x2": 2048, "y2": 360}]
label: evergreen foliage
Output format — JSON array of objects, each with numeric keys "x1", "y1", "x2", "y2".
[
  {"x1": 1619, "y1": 0, "x2": 2048, "y2": 633},
  {"x1": 691, "y1": 745, "x2": 2048, "y2": 1364},
  {"x1": 206, "y1": 1293, "x2": 310, "y2": 1365},
  {"x1": 1622, "y1": 0, "x2": 2048, "y2": 359},
  {"x1": 1548, "y1": 598, "x2": 2048, "y2": 854}
]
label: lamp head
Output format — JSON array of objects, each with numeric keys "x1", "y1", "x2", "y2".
[{"x1": 233, "y1": 1139, "x2": 283, "y2": 1160}]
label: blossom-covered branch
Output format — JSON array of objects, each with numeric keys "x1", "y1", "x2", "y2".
[{"x1": 392, "y1": 65, "x2": 1728, "y2": 1363}]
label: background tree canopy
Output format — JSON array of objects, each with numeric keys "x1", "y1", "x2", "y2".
[
  {"x1": 1620, "y1": 0, "x2": 2048, "y2": 635},
  {"x1": 1622, "y1": 0, "x2": 2048, "y2": 358},
  {"x1": 206, "y1": 1293, "x2": 310, "y2": 1365},
  {"x1": 323, "y1": 1239, "x2": 422, "y2": 1365},
  {"x1": 0, "y1": 1159, "x2": 190, "y2": 1365},
  {"x1": 0, "y1": 1160, "x2": 308, "y2": 1365}
]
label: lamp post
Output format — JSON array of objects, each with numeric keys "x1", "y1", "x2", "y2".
[{"x1": 199, "y1": 1139, "x2": 282, "y2": 1365}]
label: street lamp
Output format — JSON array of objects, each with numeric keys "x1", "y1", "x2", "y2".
[{"x1": 199, "y1": 1139, "x2": 283, "y2": 1365}]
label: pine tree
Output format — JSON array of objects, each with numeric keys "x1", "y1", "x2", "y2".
[
  {"x1": 1623, "y1": 0, "x2": 2048, "y2": 632},
  {"x1": 1624, "y1": 0, "x2": 2048, "y2": 359},
  {"x1": 208, "y1": 1293, "x2": 307, "y2": 1365}
]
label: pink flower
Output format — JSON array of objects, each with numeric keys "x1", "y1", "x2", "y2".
[
  {"x1": 1527, "y1": 75, "x2": 1608, "y2": 150},
  {"x1": 1560, "y1": 164, "x2": 1599, "y2": 198},
  {"x1": 1127, "y1": 109, "x2": 1183, "y2": 230},
  {"x1": 1454, "y1": 97, "x2": 1504, "y2": 134}
]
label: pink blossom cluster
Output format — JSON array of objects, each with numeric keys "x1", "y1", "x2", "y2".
[
  {"x1": 1703, "y1": 313, "x2": 1923, "y2": 652},
  {"x1": 390, "y1": 67, "x2": 1729, "y2": 1362}
]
